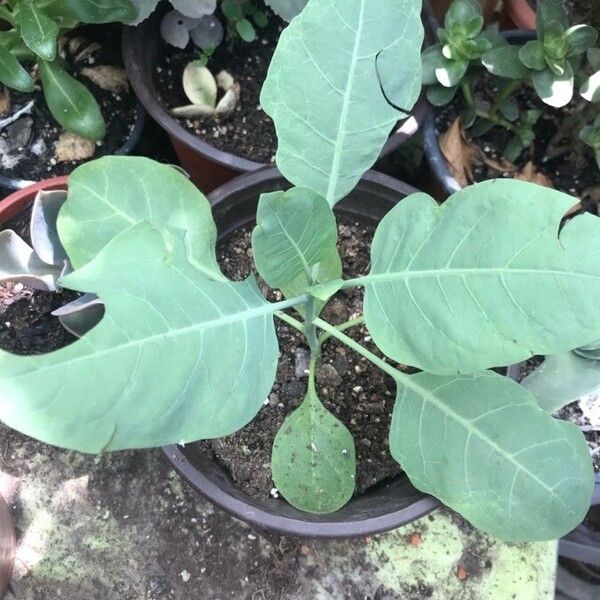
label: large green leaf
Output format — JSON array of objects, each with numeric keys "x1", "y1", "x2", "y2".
[
  {"x1": 251, "y1": 187, "x2": 341, "y2": 304},
  {"x1": 362, "y1": 180, "x2": 600, "y2": 374},
  {"x1": 272, "y1": 370, "x2": 355, "y2": 513},
  {"x1": 261, "y1": 0, "x2": 423, "y2": 206},
  {"x1": 58, "y1": 157, "x2": 222, "y2": 277},
  {"x1": 39, "y1": 59, "x2": 106, "y2": 140},
  {"x1": 17, "y1": 1, "x2": 59, "y2": 61},
  {"x1": 521, "y1": 352, "x2": 600, "y2": 412},
  {"x1": 45, "y1": 0, "x2": 135, "y2": 23},
  {"x1": 0, "y1": 43, "x2": 34, "y2": 91},
  {"x1": 0, "y1": 222, "x2": 280, "y2": 453},
  {"x1": 390, "y1": 370, "x2": 594, "y2": 541}
]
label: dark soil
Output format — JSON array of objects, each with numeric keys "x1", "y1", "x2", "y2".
[
  {"x1": 200, "y1": 217, "x2": 406, "y2": 499},
  {"x1": 436, "y1": 75, "x2": 600, "y2": 200},
  {"x1": 155, "y1": 21, "x2": 282, "y2": 164},
  {"x1": 0, "y1": 25, "x2": 138, "y2": 184},
  {"x1": 0, "y1": 203, "x2": 76, "y2": 355}
]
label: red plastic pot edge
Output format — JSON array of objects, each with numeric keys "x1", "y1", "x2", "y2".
[
  {"x1": 122, "y1": 8, "x2": 435, "y2": 193},
  {"x1": 0, "y1": 495, "x2": 15, "y2": 599},
  {"x1": 0, "y1": 176, "x2": 69, "y2": 222}
]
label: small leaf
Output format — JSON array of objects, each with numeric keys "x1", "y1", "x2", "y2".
[
  {"x1": 588, "y1": 48, "x2": 600, "y2": 70},
  {"x1": 252, "y1": 187, "x2": 340, "y2": 296},
  {"x1": 519, "y1": 41, "x2": 547, "y2": 71},
  {"x1": 363, "y1": 181, "x2": 600, "y2": 374},
  {"x1": 0, "y1": 44, "x2": 34, "y2": 92},
  {"x1": 160, "y1": 10, "x2": 197, "y2": 48},
  {"x1": 536, "y1": 0, "x2": 568, "y2": 39},
  {"x1": 532, "y1": 63, "x2": 574, "y2": 108},
  {"x1": 0, "y1": 230, "x2": 62, "y2": 291},
  {"x1": 182, "y1": 61, "x2": 217, "y2": 107},
  {"x1": 170, "y1": 104, "x2": 215, "y2": 117},
  {"x1": 463, "y1": 15, "x2": 484, "y2": 38},
  {"x1": 444, "y1": 0, "x2": 481, "y2": 30},
  {"x1": 30, "y1": 190, "x2": 69, "y2": 266},
  {"x1": 435, "y1": 58, "x2": 468, "y2": 87},
  {"x1": 499, "y1": 96, "x2": 519, "y2": 121},
  {"x1": 189, "y1": 15, "x2": 224, "y2": 50},
  {"x1": 308, "y1": 278, "x2": 343, "y2": 302},
  {"x1": 253, "y1": 11, "x2": 268, "y2": 28},
  {"x1": 390, "y1": 370, "x2": 594, "y2": 541},
  {"x1": 214, "y1": 83, "x2": 240, "y2": 115},
  {"x1": 272, "y1": 374, "x2": 356, "y2": 514},
  {"x1": 421, "y1": 45, "x2": 444, "y2": 86},
  {"x1": 264, "y1": 0, "x2": 308, "y2": 22},
  {"x1": 521, "y1": 352, "x2": 600, "y2": 413},
  {"x1": 17, "y1": 0, "x2": 60, "y2": 61},
  {"x1": 39, "y1": 60, "x2": 106, "y2": 140},
  {"x1": 503, "y1": 135, "x2": 525, "y2": 162},
  {"x1": 235, "y1": 18, "x2": 256, "y2": 43},
  {"x1": 426, "y1": 84, "x2": 458, "y2": 106},
  {"x1": 52, "y1": 293, "x2": 104, "y2": 338},
  {"x1": 482, "y1": 46, "x2": 530, "y2": 79},
  {"x1": 565, "y1": 25, "x2": 598, "y2": 56}
]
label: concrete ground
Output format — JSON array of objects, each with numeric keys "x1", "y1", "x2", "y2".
[{"x1": 0, "y1": 424, "x2": 558, "y2": 600}]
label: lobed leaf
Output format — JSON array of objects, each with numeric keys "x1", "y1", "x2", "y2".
[
  {"x1": 363, "y1": 180, "x2": 600, "y2": 374},
  {"x1": 0, "y1": 222, "x2": 280, "y2": 452},
  {"x1": 261, "y1": 0, "x2": 423, "y2": 206},
  {"x1": 58, "y1": 157, "x2": 222, "y2": 276},
  {"x1": 390, "y1": 370, "x2": 594, "y2": 541},
  {"x1": 272, "y1": 375, "x2": 355, "y2": 513}
]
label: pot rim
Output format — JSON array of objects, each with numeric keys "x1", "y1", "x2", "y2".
[
  {"x1": 0, "y1": 100, "x2": 146, "y2": 193},
  {"x1": 423, "y1": 30, "x2": 536, "y2": 198},
  {"x1": 121, "y1": 11, "x2": 433, "y2": 174},
  {"x1": 164, "y1": 166, "x2": 444, "y2": 538},
  {"x1": 0, "y1": 175, "x2": 69, "y2": 219}
]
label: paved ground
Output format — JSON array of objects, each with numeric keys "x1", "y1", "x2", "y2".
[{"x1": 0, "y1": 424, "x2": 558, "y2": 600}]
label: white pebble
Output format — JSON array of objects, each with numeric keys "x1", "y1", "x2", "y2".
[{"x1": 180, "y1": 570, "x2": 191, "y2": 582}]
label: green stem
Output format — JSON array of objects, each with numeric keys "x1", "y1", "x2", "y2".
[
  {"x1": 274, "y1": 310, "x2": 305, "y2": 333},
  {"x1": 490, "y1": 80, "x2": 519, "y2": 120},
  {"x1": 475, "y1": 109, "x2": 520, "y2": 135},
  {"x1": 271, "y1": 295, "x2": 309, "y2": 313},
  {"x1": 460, "y1": 77, "x2": 475, "y2": 108},
  {"x1": 318, "y1": 316, "x2": 365, "y2": 345},
  {"x1": 307, "y1": 355, "x2": 318, "y2": 399},
  {"x1": 314, "y1": 318, "x2": 402, "y2": 382},
  {"x1": 304, "y1": 296, "x2": 320, "y2": 355}
]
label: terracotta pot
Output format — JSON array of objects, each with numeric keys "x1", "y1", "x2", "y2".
[
  {"x1": 122, "y1": 8, "x2": 435, "y2": 194},
  {"x1": 501, "y1": 0, "x2": 536, "y2": 30},
  {"x1": 0, "y1": 495, "x2": 15, "y2": 599},
  {"x1": 0, "y1": 175, "x2": 69, "y2": 214}
]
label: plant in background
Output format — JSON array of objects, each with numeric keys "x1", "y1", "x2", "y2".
[
  {"x1": 423, "y1": 0, "x2": 600, "y2": 162},
  {"x1": 0, "y1": 188, "x2": 103, "y2": 336},
  {"x1": 0, "y1": 0, "x2": 135, "y2": 140},
  {"x1": 130, "y1": 0, "x2": 307, "y2": 66},
  {"x1": 0, "y1": 0, "x2": 598, "y2": 543},
  {"x1": 580, "y1": 114, "x2": 600, "y2": 169}
]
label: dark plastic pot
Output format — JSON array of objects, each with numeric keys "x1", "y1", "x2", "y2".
[
  {"x1": 0, "y1": 101, "x2": 146, "y2": 193},
  {"x1": 0, "y1": 175, "x2": 68, "y2": 212},
  {"x1": 122, "y1": 7, "x2": 436, "y2": 194},
  {"x1": 164, "y1": 166, "x2": 440, "y2": 538},
  {"x1": 0, "y1": 495, "x2": 15, "y2": 599},
  {"x1": 423, "y1": 30, "x2": 536, "y2": 199}
]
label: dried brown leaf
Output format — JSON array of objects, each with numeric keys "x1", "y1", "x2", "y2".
[
  {"x1": 439, "y1": 118, "x2": 480, "y2": 188},
  {"x1": 55, "y1": 133, "x2": 96, "y2": 163},
  {"x1": 0, "y1": 88, "x2": 10, "y2": 116},
  {"x1": 482, "y1": 155, "x2": 516, "y2": 174},
  {"x1": 80, "y1": 66, "x2": 129, "y2": 94},
  {"x1": 514, "y1": 162, "x2": 553, "y2": 188}
]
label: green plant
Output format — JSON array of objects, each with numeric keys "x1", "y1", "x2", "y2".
[
  {"x1": 580, "y1": 114, "x2": 600, "y2": 169},
  {"x1": 0, "y1": 0, "x2": 135, "y2": 140},
  {"x1": 0, "y1": 0, "x2": 598, "y2": 543},
  {"x1": 423, "y1": 0, "x2": 600, "y2": 162}
]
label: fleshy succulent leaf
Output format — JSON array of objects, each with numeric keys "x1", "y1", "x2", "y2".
[
  {"x1": 565, "y1": 25, "x2": 598, "y2": 57},
  {"x1": 389, "y1": 369, "x2": 594, "y2": 542},
  {"x1": 171, "y1": 0, "x2": 216, "y2": 18},
  {"x1": 272, "y1": 372, "x2": 356, "y2": 513},
  {"x1": 182, "y1": 61, "x2": 217, "y2": 107},
  {"x1": 482, "y1": 46, "x2": 530, "y2": 79},
  {"x1": 261, "y1": 0, "x2": 423, "y2": 206},
  {"x1": 532, "y1": 63, "x2": 574, "y2": 107},
  {"x1": 536, "y1": 0, "x2": 569, "y2": 40},
  {"x1": 0, "y1": 222, "x2": 281, "y2": 452},
  {"x1": 519, "y1": 41, "x2": 547, "y2": 71},
  {"x1": 30, "y1": 190, "x2": 69, "y2": 267},
  {"x1": 362, "y1": 181, "x2": 600, "y2": 375},
  {"x1": 581, "y1": 71, "x2": 600, "y2": 103},
  {"x1": 51, "y1": 293, "x2": 105, "y2": 338},
  {"x1": 444, "y1": 0, "x2": 481, "y2": 30}
]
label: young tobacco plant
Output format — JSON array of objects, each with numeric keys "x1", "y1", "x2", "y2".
[
  {"x1": 0, "y1": 0, "x2": 135, "y2": 140},
  {"x1": 423, "y1": 0, "x2": 600, "y2": 162},
  {"x1": 0, "y1": 0, "x2": 598, "y2": 543}
]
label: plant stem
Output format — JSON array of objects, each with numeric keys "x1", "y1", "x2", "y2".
[
  {"x1": 318, "y1": 315, "x2": 365, "y2": 345},
  {"x1": 271, "y1": 295, "x2": 309, "y2": 313},
  {"x1": 314, "y1": 318, "x2": 402, "y2": 382},
  {"x1": 274, "y1": 310, "x2": 305, "y2": 333},
  {"x1": 304, "y1": 296, "x2": 320, "y2": 355},
  {"x1": 460, "y1": 77, "x2": 475, "y2": 108},
  {"x1": 490, "y1": 80, "x2": 519, "y2": 120}
]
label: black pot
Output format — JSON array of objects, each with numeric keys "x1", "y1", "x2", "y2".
[
  {"x1": 0, "y1": 101, "x2": 146, "y2": 193},
  {"x1": 423, "y1": 30, "x2": 536, "y2": 199},
  {"x1": 122, "y1": 5, "x2": 436, "y2": 194},
  {"x1": 163, "y1": 166, "x2": 440, "y2": 538}
]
